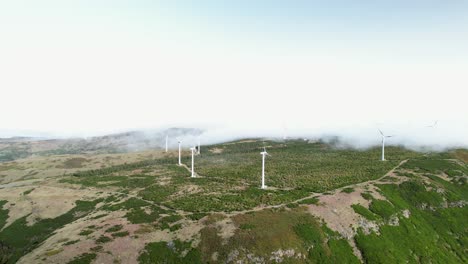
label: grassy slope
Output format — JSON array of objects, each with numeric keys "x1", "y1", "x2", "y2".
[
  {"x1": 61, "y1": 140, "x2": 418, "y2": 212},
  {"x1": 0, "y1": 199, "x2": 102, "y2": 264},
  {"x1": 170, "y1": 140, "x2": 418, "y2": 212},
  {"x1": 355, "y1": 155, "x2": 467, "y2": 263},
  {"x1": 0, "y1": 140, "x2": 466, "y2": 263}
]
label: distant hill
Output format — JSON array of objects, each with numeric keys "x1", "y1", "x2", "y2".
[{"x1": 0, "y1": 128, "x2": 203, "y2": 162}]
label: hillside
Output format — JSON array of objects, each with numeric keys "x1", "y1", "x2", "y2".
[
  {"x1": 0, "y1": 139, "x2": 466, "y2": 263},
  {"x1": 0, "y1": 128, "x2": 202, "y2": 162}
]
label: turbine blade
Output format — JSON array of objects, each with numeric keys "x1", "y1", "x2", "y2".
[{"x1": 378, "y1": 129, "x2": 384, "y2": 136}]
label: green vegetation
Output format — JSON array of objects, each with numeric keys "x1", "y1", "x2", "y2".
[
  {"x1": 197, "y1": 140, "x2": 417, "y2": 192},
  {"x1": 168, "y1": 187, "x2": 309, "y2": 212},
  {"x1": 0, "y1": 145, "x2": 30, "y2": 162},
  {"x1": 138, "y1": 184, "x2": 177, "y2": 204},
  {"x1": 105, "y1": 224, "x2": 123, "y2": 233},
  {"x1": 294, "y1": 224, "x2": 360, "y2": 263},
  {"x1": 352, "y1": 198, "x2": 398, "y2": 222},
  {"x1": 239, "y1": 223, "x2": 255, "y2": 230},
  {"x1": 45, "y1": 248, "x2": 63, "y2": 256},
  {"x1": 22, "y1": 189, "x2": 34, "y2": 196},
  {"x1": 360, "y1": 192, "x2": 373, "y2": 200},
  {"x1": 61, "y1": 174, "x2": 156, "y2": 189},
  {"x1": 111, "y1": 231, "x2": 129, "y2": 237},
  {"x1": 78, "y1": 229, "x2": 93, "y2": 236},
  {"x1": 297, "y1": 197, "x2": 319, "y2": 205},
  {"x1": 90, "y1": 213, "x2": 107, "y2": 220},
  {"x1": 341, "y1": 187, "x2": 355, "y2": 193},
  {"x1": 58, "y1": 157, "x2": 89, "y2": 169},
  {"x1": 0, "y1": 200, "x2": 9, "y2": 230},
  {"x1": 67, "y1": 253, "x2": 97, "y2": 264},
  {"x1": 368, "y1": 199, "x2": 397, "y2": 220},
  {"x1": 355, "y1": 179, "x2": 467, "y2": 263},
  {"x1": 56, "y1": 139, "x2": 418, "y2": 213},
  {"x1": 95, "y1": 235, "x2": 112, "y2": 244},
  {"x1": 198, "y1": 208, "x2": 359, "y2": 263},
  {"x1": 125, "y1": 207, "x2": 162, "y2": 224},
  {"x1": 186, "y1": 212, "x2": 208, "y2": 221},
  {"x1": 138, "y1": 240, "x2": 202, "y2": 264},
  {"x1": 102, "y1": 197, "x2": 150, "y2": 211},
  {"x1": 403, "y1": 158, "x2": 467, "y2": 177},
  {"x1": 0, "y1": 199, "x2": 101, "y2": 263},
  {"x1": 351, "y1": 204, "x2": 379, "y2": 221},
  {"x1": 0, "y1": 138, "x2": 465, "y2": 263},
  {"x1": 100, "y1": 197, "x2": 170, "y2": 224},
  {"x1": 90, "y1": 245, "x2": 103, "y2": 252},
  {"x1": 63, "y1": 240, "x2": 80, "y2": 246}
]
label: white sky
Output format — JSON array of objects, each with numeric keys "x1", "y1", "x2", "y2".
[{"x1": 0, "y1": 1, "x2": 467, "y2": 148}]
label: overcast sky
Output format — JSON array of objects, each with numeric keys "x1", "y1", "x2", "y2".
[{"x1": 1, "y1": 1, "x2": 467, "y2": 147}]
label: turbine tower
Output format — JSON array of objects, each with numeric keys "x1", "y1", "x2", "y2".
[
  {"x1": 190, "y1": 147, "x2": 196, "y2": 177},
  {"x1": 379, "y1": 130, "x2": 392, "y2": 161},
  {"x1": 197, "y1": 137, "x2": 201, "y2": 155},
  {"x1": 178, "y1": 140, "x2": 182, "y2": 165},
  {"x1": 260, "y1": 147, "x2": 269, "y2": 189}
]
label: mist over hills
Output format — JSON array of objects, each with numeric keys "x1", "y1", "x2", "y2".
[
  {"x1": 0, "y1": 128, "x2": 202, "y2": 162},
  {"x1": 1, "y1": 124, "x2": 467, "y2": 163}
]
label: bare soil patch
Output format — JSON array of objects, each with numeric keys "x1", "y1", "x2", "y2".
[
  {"x1": 306, "y1": 187, "x2": 372, "y2": 239},
  {"x1": 210, "y1": 148, "x2": 224, "y2": 154}
]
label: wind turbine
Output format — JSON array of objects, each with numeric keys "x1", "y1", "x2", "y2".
[
  {"x1": 178, "y1": 140, "x2": 182, "y2": 165},
  {"x1": 379, "y1": 130, "x2": 393, "y2": 161},
  {"x1": 197, "y1": 137, "x2": 201, "y2": 155},
  {"x1": 190, "y1": 147, "x2": 196, "y2": 177},
  {"x1": 260, "y1": 147, "x2": 269, "y2": 189}
]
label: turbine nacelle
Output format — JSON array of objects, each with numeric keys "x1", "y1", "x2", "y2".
[{"x1": 260, "y1": 147, "x2": 270, "y2": 156}]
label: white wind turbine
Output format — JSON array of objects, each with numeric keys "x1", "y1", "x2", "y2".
[
  {"x1": 190, "y1": 147, "x2": 196, "y2": 178},
  {"x1": 379, "y1": 129, "x2": 393, "y2": 161},
  {"x1": 178, "y1": 140, "x2": 182, "y2": 165},
  {"x1": 197, "y1": 137, "x2": 201, "y2": 155},
  {"x1": 260, "y1": 147, "x2": 270, "y2": 189}
]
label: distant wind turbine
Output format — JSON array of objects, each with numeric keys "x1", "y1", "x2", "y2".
[
  {"x1": 197, "y1": 137, "x2": 201, "y2": 155},
  {"x1": 379, "y1": 130, "x2": 393, "y2": 161},
  {"x1": 190, "y1": 147, "x2": 196, "y2": 178},
  {"x1": 178, "y1": 140, "x2": 182, "y2": 165},
  {"x1": 260, "y1": 147, "x2": 270, "y2": 189}
]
